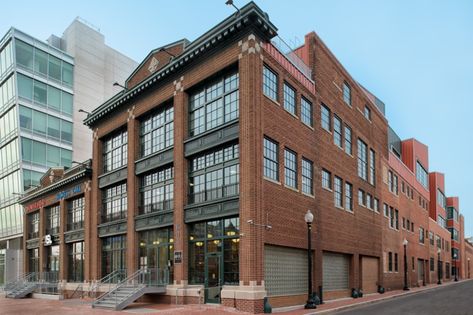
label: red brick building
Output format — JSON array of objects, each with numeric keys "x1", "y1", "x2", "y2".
[{"x1": 17, "y1": 2, "x2": 470, "y2": 313}]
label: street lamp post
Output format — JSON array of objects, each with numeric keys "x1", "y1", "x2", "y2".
[
  {"x1": 437, "y1": 249, "x2": 442, "y2": 285},
  {"x1": 304, "y1": 210, "x2": 316, "y2": 309},
  {"x1": 403, "y1": 238, "x2": 409, "y2": 291},
  {"x1": 454, "y1": 252, "x2": 458, "y2": 282}
]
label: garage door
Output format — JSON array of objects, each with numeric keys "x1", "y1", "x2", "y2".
[
  {"x1": 323, "y1": 252, "x2": 349, "y2": 291},
  {"x1": 361, "y1": 256, "x2": 379, "y2": 293},
  {"x1": 264, "y1": 245, "x2": 307, "y2": 296}
]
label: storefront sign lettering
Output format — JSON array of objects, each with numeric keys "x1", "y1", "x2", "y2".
[{"x1": 56, "y1": 185, "x2": 82, "y2": 201}]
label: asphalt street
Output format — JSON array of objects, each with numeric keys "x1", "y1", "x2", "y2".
[{"x1": 336, "y1": 280, "x2": 473, "y2": 315}]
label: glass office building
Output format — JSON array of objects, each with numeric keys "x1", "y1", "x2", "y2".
[{"x1": 0, "y1": 28, "x2": 74, "y2": 285}]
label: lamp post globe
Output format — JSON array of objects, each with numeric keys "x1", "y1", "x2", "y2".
[
  {"x1": 304, "y1": 210, "x2": 316, "y2": 309},
  {"x1": 403, "y1": 238, "x2": 409, "y2": 291}
]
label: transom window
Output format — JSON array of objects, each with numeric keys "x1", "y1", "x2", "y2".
[
  {"x1": 46, "y1": 205, "x2": 60, "y2": 235},
  {"x1": 189, "y1": 71, "x2": 239, "y2": 137},
  {"x1": 302, "y1": 158, "x2": 313, "y2": 195},
  {"x1": 263, "y1": 137, "x2": 279, "y2": 181},
  {"x1": 283, "y1": 83, "x2": 296, "y2": 115},
  {"x1": 140, "y1": 105, "x2": 174, "y2": 157},
  {"x1": 102, "y1": 183, "x2": 127, "y2": 223},
  {"x1": 284, "y1": 149, "x2": 297, "y2": 188},
  {"x1": 103, "y1": 131, "x2": 128, "y2": 173},
  {"x1": 263, "y1": 66, "x2": 278, "y2": 101},
  {"x1": 343, "y1": 82, "x2": 351, "y2": 106},
  {"x1": 301, "y1": 97, "x2": 313, "y2": 127},
  {"x1": 140, "y1": 165, "x2": 174, "y2": 214},
  {"x1": 67, "y1": 197, "x2": 84, "y2": 231},
  {"x1": 321, "y1": 104, "x2": 331, "y2": 131}
]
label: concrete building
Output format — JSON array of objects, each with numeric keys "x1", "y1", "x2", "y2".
[
  {"x1": 13, "y1": 2, "x2": 471, "y2": 313},
  {"x1": 0, "y1": 18, "x2": 137, "y2": 287}
]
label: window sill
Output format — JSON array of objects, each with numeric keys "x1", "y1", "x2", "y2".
[
  {"x1": 263, "y1": 94, "x2": 281, "y2": 106},
  {"x1": 302, "y1": 192, "x2": 315, "y2": 199},
  {"x1": 284, "y1": 184, "x2": 299, "y2": 192},
  {"x1": 302, "y1": 123, "x2": 314, "y2": 131},
  {"x1": 284, "y1": 109, "x2": 299, "y2": 120},
  {"x1": 321, "y1": 127, "x2": 332, "y2": 135},
  {"x1": 322, "y1": 186, "x2": 333, "y2": 193},
  {"x1": 263, "y1": 177, "x2": 281, "y2": 185}
]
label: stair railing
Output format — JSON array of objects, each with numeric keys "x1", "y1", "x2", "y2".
[
  {"x1": 93, "y1": 267, "x2": 169, "y2": 309},
  {"x1": 89, "y1": 269, "x2": 127, "y2": 298}
]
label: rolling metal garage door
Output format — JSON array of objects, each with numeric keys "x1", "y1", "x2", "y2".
[
  {"x1": 323, "y1": 252, "x2": 349, "y2": 291},
  {"x1": 264, "y1": 245, "x2": 307, "y2": 296},
  {"x1": 361, "y1": 256, "x2": 379, "y2": 293}
]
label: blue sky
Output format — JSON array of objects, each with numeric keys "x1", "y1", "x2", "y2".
[{"x1": 1, "y1": 1, "x2": 472, "y2": 235}]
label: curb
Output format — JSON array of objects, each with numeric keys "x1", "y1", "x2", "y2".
[{"x1": 307, "y1": 279, "x2": 470, "y2": 314}]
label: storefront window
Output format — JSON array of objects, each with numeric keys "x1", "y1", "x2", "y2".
[
  {"x1": 138, "y1": 228, "x2": 174, "y2": 283},
  {"x1": 188, "y1": 217, "x2": 239, "y2": 285},
  {"x1": 68, "y1": 241, "x2": 84, "y2": 282},
  {"x1": 102, "y1": 235, "x2": 126, "y2": 278}
]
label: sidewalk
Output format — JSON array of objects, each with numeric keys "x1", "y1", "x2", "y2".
[{"x1": 274, "y1": 279, "x2": 469, "y2": 315}]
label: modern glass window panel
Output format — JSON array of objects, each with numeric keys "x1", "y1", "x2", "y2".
[
  {"x1": 33, "y1": 110, "x2": 47, "y2": 134},
  {"x1": 48, "y1": 55, "x2": 62, "y2": 82},
  {"x1": 61, "y1": 120, "x2": 72, "y2": 142},
  {"x1": 61, "y1": 148, "x2": 72, "y2": 167},
  {"x1": 17, "y1": 74, "x2": 33, "y2": 100},
  {"x1": 62, "y1": 92, "x2": 73, "y2": 115},
  {"x1": 62, "y1": 62, "x2": 73, "y2": 86},
  {"x1": 33, "y1": 80, "x2": 47, "y2": 105},
  {"x1": 34, "y1": 49, "x2": 48, "y2": 76},
  {"x1": 21, "y1": 138, "x2": 32, "y2": 162},
  {"x1": 47, "y1": 115, "x2": 60, "y2": 139},
  {"x1": 15, "y1": 40, "x2": 33, "y2": 70},
  {"x1": 47, "y1": 85, "x2": 61, "y2": 111},
  {"x1": 47, "y1": 145, "x2": 60, "y2": 167},
  {"x1": 32, "y1": 141, "x2": 46, "y2": 165},
  {"x1": 19, "y1": 106, "x2": 32, "y2": 130}
]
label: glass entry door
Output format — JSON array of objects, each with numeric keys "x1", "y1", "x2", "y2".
[{"x1": 205, "y1": 254, "x2": 222, "y2": 303}]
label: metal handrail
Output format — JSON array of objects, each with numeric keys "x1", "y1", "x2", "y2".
[
  {"x1": 90, "y1": 269, "x2": 126, "y2": 298},
  {"x1": 94, "y1": 267, "x2": 169, "y2": 308},
  {"x1": 70, "y1": 283, "x2": 84, "y2": 299}
]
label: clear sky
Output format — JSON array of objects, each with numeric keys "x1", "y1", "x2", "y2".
[{"x1": 1, "y1": 0, "x2": 472, "y2": 235}]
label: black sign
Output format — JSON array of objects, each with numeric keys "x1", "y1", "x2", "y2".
[{"x1": 174, "y1": 250, "x2": 182, "y2": 264}]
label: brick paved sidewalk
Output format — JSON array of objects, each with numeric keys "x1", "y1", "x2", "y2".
[{"x1": 273, "y1": 279, "x2": 469, "y2": 314}]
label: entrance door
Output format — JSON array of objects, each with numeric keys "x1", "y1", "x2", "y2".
[
  {"x1": 205, "y1": 254, "x2": 221, "y2": 303},
  {"x1": 361, "y1": 256, "x2": 379, "y2": 293},
  {"x1": 418, "y1": 259, "x2": 424, "y2": 283},
  {"x1": 156, "y1": 245, "x2": 170, "y2": 284}
]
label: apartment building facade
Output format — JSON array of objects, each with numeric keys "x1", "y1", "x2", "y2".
[
  {"x1": 0, "y1": 19, "x2": 136, "y2": 286},
  {"x1": 18, "y1": 2, "x2": 469, "y2": 313}
]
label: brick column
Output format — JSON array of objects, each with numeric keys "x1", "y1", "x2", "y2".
[
  {"x1": 126, "y1": 114, "x2": 139, "y2": 274},
  {"x1": 23, "y1": 210, "x2": 28, "y2": 274},
  {"x1": 227, "y1": 34, "x2": 266, "y2": 313},
  {"x1": 39, "y1": 206, "x2": 45, "y2": 273},
  {"x1": 83, "y1": 180, "x2": 92, "y2": 281},
  {"x1": 59, "y1": 199, "x2": 67, "y2": 281},
  {"x1": 89, "y1": 133, "x2": 101, "y2": 280}
]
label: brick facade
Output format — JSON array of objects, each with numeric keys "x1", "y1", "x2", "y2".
[{"x1": 19, "y1": 3, "x2": 469, "y2": 314}]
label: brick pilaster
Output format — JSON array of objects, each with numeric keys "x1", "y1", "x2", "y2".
[
  {"x1": 173, "y1": 78, "x2": 188, "y2": 285},
  {"x1": 126, "y1": 114, "x2": 139, "y2": 274},
  {"x1": 59, "y1": 198, "x2": 67, "y2": 281},
  {"x1": 238, "y1": 34, "x2": 265, "y2": 285},
  {"x1": 89, "y1": 133, "x2": 101, "y2": 280}
]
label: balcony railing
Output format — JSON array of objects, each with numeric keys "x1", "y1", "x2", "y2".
[
  {"x1": 189, "y1": 183, "x2": 239, "y2": 204},
  {"x1": 139, "y1": 200, "x2": 173, "y2": 215},
  {"x1": 101, "y1": 211, "x2": 127, "y2": 224},
  {"x1": 67, "y1": 221, "x2": 84, "y2": 231}
]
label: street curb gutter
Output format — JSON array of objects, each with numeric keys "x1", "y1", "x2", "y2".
[{"x1": 307, "y1": 279, "x2": 472, "y2": 314}]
